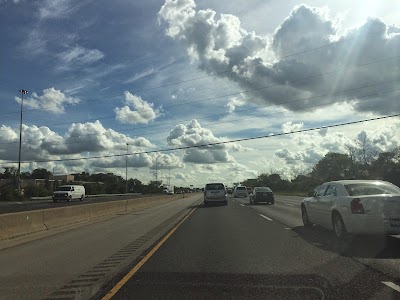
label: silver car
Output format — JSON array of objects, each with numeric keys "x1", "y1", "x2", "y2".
[
  {"x1": 301, "y1": 180, "x2": 400, "y2": 239},
  {"x1": 204, "y1": 183, "x2": 228, "y2": 206}
]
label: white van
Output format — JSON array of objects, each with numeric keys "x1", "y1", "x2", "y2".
[{"x1": 52, "y1": 185, "x2": 86, "y2": 202}]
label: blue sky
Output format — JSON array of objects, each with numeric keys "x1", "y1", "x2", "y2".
[{"x1": 0, "y1": 0, "x2": 399, "y2": 186}]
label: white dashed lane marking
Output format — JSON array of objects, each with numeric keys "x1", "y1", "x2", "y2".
[
  {"x1": 240, "y1": 204, "x2": 245, "y2": 207},
  {"x1": 259, "y1": 214, "x2": 273, "y2": 221},
  {"x1": 382, "y1": 281, "x2": 400, "y2": 293},
  {"x1": 285, "y1": 203, "x2": 294, "y2": 206}
]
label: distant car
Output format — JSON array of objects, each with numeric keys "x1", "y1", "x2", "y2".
[
  {"x1": 301, "y1": 180, "x2": 400, "y2": 239},
  {"x1": 234, "y1": 186, "x2": 247, "y2": 198},
  {"x1": 204, "y1": 183, "x2": 227, "y2": 206},
  {"x1": 226, "y1": 188, "x2": 233, "y2": 195},
  {"x1": 249, "y1": 187, "x2": 274, "y2": 205},
  {"x1": 246, "y1": 187, "x2": 253, "y2": 194}
]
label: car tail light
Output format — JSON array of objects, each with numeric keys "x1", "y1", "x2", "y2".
[{"x1": 351, "y1": 198, "x2": 365, "y2": 214}]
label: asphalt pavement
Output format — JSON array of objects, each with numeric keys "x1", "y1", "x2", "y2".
[
  {"x1": 0, "y1": 194, "x2": 201, "y2": 300},
  {"x1": 105, "y1": 195, "x2": 400, "y2": 300},
  {"x1": 2, "y1": 194, "x2": 400, "y2": 300}
]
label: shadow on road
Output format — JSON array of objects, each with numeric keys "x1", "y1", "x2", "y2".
[
  {"x1": 198, "y1": 203, "x2": 228, "y2": 208},
  {"x1": 292, "y1": 226, "x2": 400, "y2": 258}
]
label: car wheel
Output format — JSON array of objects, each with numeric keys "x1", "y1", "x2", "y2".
[
  {"x1": 67, "y1": 196, "x2": 72, "y2": 202},
  {"x1": 204, "y1": 201, "x2": 208, "y2": 207},
  {"x1": 271, "y1": 201, "x2": 274, "y2": 205},
  {"x1": 80, "y1": 195, "x2": 84, "y2": 201},
  {"x1": 332, "y1": 213, "x2": 347, "y2": 239},
  {"x1": 301, "y1": 205, "x2": 313, "y2": 227}
]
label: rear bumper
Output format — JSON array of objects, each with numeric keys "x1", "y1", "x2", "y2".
[
  {"x1": 345, "y1": 216, "x2": 400, "y2": 235},
  {"x1": 204, "y1": 197, "x2": 227, "y2": 202},
  {"x1": 234, "y1": 193, "x2": 247, "y2": 197},
  {"x1": 254, "y1": 198, "x2": 274, "y2": 203}
]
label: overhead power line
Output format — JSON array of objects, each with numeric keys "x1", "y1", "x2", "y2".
[
  {"x1": 0, "y1": 29, "x2": 388, "y2": 118},
  {"x1": 3, "y1": 114, "x2": 399, "y2": 164}
]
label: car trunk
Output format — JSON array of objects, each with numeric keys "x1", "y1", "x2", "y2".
[
  {"x1": 205, "y1": 190, "x2": 225, "y2": 199},
  {"x1": 359, "y1": 195, "x2": 400, "y2": 218},
  {"x1": 255, "y1": 191, "x2": 273, "y2": 201}
]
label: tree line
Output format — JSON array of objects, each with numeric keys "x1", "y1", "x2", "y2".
[
  {"x1": 243, "y1": 147, "x2": 400, "y2": 195},
  {"x1": 0, "y1": 168, "x2": 194, "y2": 201}
]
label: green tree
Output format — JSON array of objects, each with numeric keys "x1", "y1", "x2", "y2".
[
  {"x1": 311, "y1": 152, "x2": 355, "y2": 183},
  {"x1": 31, "y1": 168, "x2": 52, "y2": 179}
]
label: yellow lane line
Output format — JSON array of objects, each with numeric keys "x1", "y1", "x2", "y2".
[{"x1": 101, "y1": 200, "x2": 200, "y2": 300}]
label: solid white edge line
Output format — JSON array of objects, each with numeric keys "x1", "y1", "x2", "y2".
[
  {"x1": 285, "y1": 203, "x2": 294, "y2": 206},
  {"x1": 382, "y1": 281, "x2": 400, "y2": 293},
  {"x1": 259, "y1": 214, "x2": 273, "y2": 221}
]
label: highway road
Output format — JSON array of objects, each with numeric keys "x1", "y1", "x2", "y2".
[
  {"x1": 1, "y1": 194, "x2": 400, "y2": 299},
  {"x1": 104, "y1": 195, "x2": 400, "y2": 299}
]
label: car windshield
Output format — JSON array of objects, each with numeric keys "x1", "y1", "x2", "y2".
[
  {"x1": 1, "y1": 1, "x2": 400, "y2": 299},
  {"x1": 345, "y1": 183, "x2": 400, "y2": 196},
  {"x1": 206, "y1": 184, "x2": 224, "y2": 190},
  {"x1": 57, "y1": 187, "x2": 71, "y2": 191}
]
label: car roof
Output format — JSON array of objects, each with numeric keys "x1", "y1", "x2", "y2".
[{"x1": 326, "y1": 180, "x2": 390, "y2": 185}]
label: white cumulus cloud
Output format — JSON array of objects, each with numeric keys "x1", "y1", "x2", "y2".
[
  {"x1": 167, "y1": 119, "x2": 241, "y2": 164},
  {"x1": 115, "y1": 92, "x2": 161, "y2": 124},
  {"x1": 158, "y1": 0, "x2": 400, "y2": 115},
  {"x1": 15, "y1": 87, "x2": 80, "y2": 114}
]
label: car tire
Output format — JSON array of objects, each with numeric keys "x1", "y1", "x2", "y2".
[
  {"x1": 332, "y1": 212, "x2": 347, "y2": 240},
  {"x1": 80, "y1": 195, "x2": 84, "y2": 201},
  {"x1": 67, "y1": 196, "x2": 72, "y2": 202},
  {"x1": 301, "y1": 205, "x2": 313, "y2": 227},
  {"x1": 204, "y1": 201, "x2": 208, "y2": 207}
]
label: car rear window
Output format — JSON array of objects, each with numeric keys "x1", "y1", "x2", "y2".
[
  {"x1": 345, "y1": 183, "x2": 400, "y2": 196},
  {"x1": 236, "y1": 187, "x2": 246, "y2": 191},
  {"x1": 255, "y1": 187, "x2": 272, "y2": 192},
  {"x1": 206, "y1": 184, "x2": 225, "y2": 190}
]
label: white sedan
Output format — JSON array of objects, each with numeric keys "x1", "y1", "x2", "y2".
[{"x1": 301, "y1": 180, "x2": 400, "y2": 239}]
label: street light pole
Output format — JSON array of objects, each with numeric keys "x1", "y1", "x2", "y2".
[
  {"x1": 126, "y1": 143, "x2": 129, "y2": 193},
  {"x1": 155, "y1": 155, "x2": 158, "y2": 183},
  {"x1": 17, "y1": 89, "x2": 28, "y2": 197}
]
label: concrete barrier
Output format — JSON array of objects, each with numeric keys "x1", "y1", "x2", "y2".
[
  {"x1": 90, "y1": 200, "x2": 127, "y2": 219},
  {"x1": 0, "y1": 210, "x2": 46, "y2": 240},
  {"x1": 0, "y1": 194, "x2": 186, "y2": 241}
]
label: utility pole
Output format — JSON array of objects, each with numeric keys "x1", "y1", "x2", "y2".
[
  {"x1": 155, "y1": 156, "x2": 158, "y2": 183},
  {"x1": 125, "y1": 143, "x2": 129, "y2": 193},
  {"x1": 17, "y1": 89, "x2": 28, "y2": 197},
  {"x1": 168, "y1": 168, "x2": 171, "y2": 186}
]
